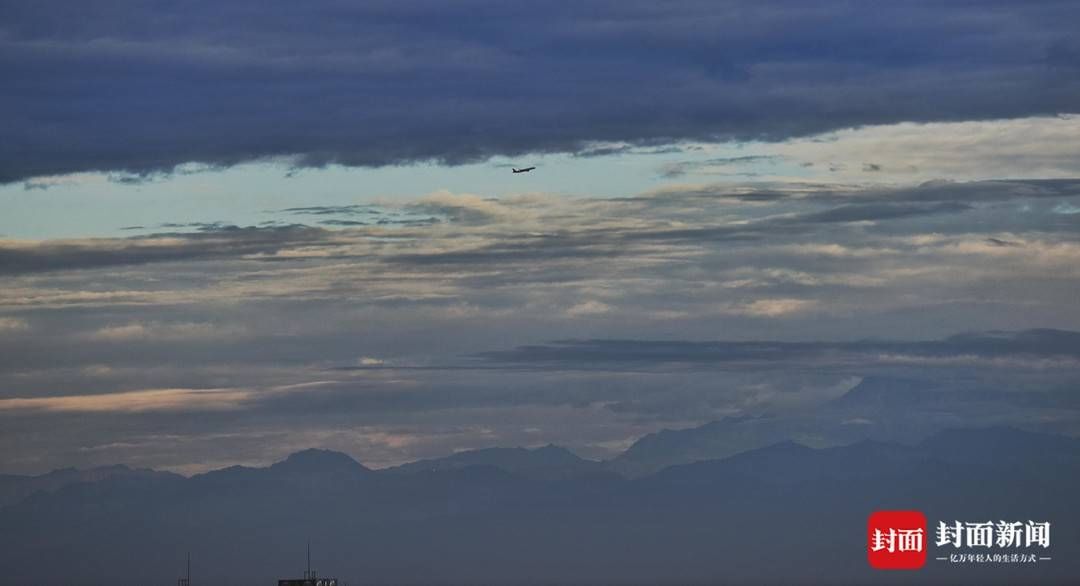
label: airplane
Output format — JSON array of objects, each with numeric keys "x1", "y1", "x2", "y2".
[{"x1": 512, "y1": 166, "x2": 536, "y2": 174}]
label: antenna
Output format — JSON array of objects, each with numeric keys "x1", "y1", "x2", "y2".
[
  {"x1": 307, "y1": 540, "x2": 311, "y2": 579},
  {"x1": 178, "y1": 552, "x2": 191, "y2": 586}
]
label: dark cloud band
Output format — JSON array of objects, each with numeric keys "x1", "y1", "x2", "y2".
[{"x1": 3, "y1": 1, "x2": 1079, "y2": 182}]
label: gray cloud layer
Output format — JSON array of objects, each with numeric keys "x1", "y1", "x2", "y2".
[
  {"x1": 3, "y1": 1, "x2": 1080, "y2": 182},
  {"x1": 2, "y1": 178, "x2": 1080, "y2": 472},
  {"x1": 478, "y1": 329, "x2": 1080, "y2": 368}
]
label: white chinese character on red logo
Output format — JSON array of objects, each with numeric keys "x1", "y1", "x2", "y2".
[
  {"x1": 871, "y1": 528, "x2": 895, "y2": 552},
  {"x1": 896, "y1": 528, "x2": 924, "y2": 552}
]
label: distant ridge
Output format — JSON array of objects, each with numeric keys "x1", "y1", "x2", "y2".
[
  {"x1": 0, "y1": 464, "x2": 180, "y2": 509},
  {"x1": 1, "y1": 426, "x2": 1078, "y2": 584},
  {"x1": 385, "y1": 444, "x2": 610, "y2": 481}
]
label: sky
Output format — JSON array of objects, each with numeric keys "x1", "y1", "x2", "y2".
[{"x1": 1, "y1": 0, "x2": 1079, "y2": 475}]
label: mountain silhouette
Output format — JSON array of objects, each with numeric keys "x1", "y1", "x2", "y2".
[
  {"x1": 0, "y1": 464, "x2": 180, "y2": 508},
  {"x1": 386, "y1": 444, "x2": 613, "y2": 481},
  {"x1": 604, "y1": 375, "x2": 1059, "y2": 477},
  {"x1": 604, "y1": 415, "x2": 810, "y2": 477},
  {"x1": 0, "y1": 426, "x2": 1077, "y2": 584}
]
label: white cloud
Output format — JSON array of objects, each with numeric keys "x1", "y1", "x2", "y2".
[
  {"x1": 779, "y1": 116, "x2": 1080, "y2": 182},
  {"x1": 739, "y1": 298, "x2": 818, "y2": 317},
  {"x1": 668, "y1": 115, "x2": 1080, "y2": 183},
  {"x1": 0, "y1": 317, "x2": 29, "y2": 332},
  {"x1": 407, "y1": 190, "x2": 526, "y2": 225},
  {"x1": 565, "y1": 300, "x2": 612, "y2": 317},
  {"x1": 85, "y1": 321, "x2": 244, "y2": 342}
]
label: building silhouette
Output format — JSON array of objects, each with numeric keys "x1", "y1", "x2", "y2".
[{"x1": 278, "y1": 541, "x2": 339, "y2": 586}]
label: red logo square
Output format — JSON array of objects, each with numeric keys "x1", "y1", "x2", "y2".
[{"x1": 867, "y1": 510, "x2": 927, "y2": 570}]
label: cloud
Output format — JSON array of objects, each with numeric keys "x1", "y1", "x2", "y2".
[
  {"x1": 572, "y1": 143, "x2": 695, "y2": 159},
  {"x1": 0, "y1": 318, "x2": 29, "y2": 332},
  {"x1": 740, "y1": 298, "x2": 817, "y2": 317},
  {"x1": 790, "y1": 201, "x2": 972, "y2": 224},
  {"x1": 659, "y1": 156, "x2": 782, "y2": 178},
  {"x1": 3, "y1": 177, "x2": 1080, "y2": 472},
  {"x1": 3, "y1": 2, "x2": 1079, "y2": 183},
  {"x1": 477, "y1": 329, "x2": 1080, "y2": 368},
  {"x1": 407, "y1": 191, "x2": 523, "y2": 225},
  {"x1": 767, "y1": 116, "x2": 1080, "y2": 183},
  {"x1": 565, "y1": 300, "x2": 612, "y2": 317},
  {"x1": 0, "y1": 225, "x2": 328, "y2": 275},
  {"x1": 638, "y1": 117, "x2": 1080, "y2": 184},
  {"x1": 0, "y1": 387, "x2": 253, "y2": 413},
  {"x1": 646, "y1": 178, "x2": 1080, "y2": 207},
  {"x1": 85, "y1": 322, "x2": 244, "y2": 342}
]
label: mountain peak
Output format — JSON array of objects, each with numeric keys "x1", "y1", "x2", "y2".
[
  {"x1": 827, "y1": 376, "x2": 941, "y2": 410},
  {"x1": 273, "y1": 448, "x2": 368, "y2": 473}
]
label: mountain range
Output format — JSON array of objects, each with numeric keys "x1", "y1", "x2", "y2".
[{"x1": 1, "y1": 424, "x2": 1077, "y2": 584}]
